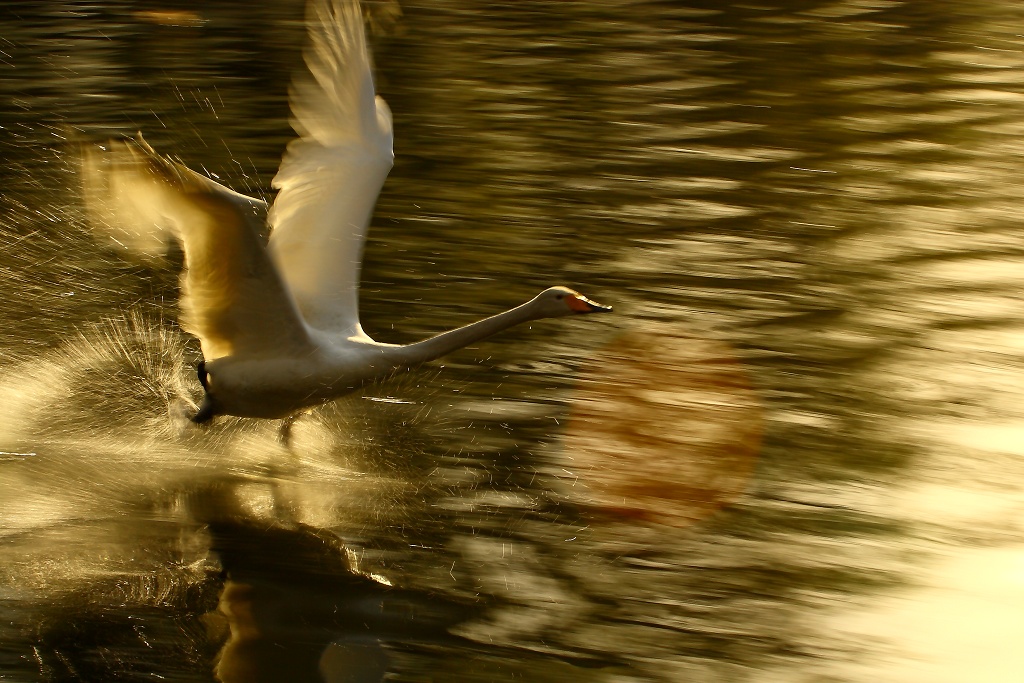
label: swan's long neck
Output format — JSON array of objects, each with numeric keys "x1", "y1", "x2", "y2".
[{"x1": 383, "y1": 299, "x2": 540, "y2": 367}]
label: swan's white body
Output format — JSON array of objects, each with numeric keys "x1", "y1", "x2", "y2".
[{"x1": 82, "y1": 0, "x2": 609, "y2": 422}]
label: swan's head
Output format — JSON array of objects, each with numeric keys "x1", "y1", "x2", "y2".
[{"x1": 531, "y1": 286, "x2": 612, "y2": 318}]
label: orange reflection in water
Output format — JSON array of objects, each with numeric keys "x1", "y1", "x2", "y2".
[{"x1": 563, "y1": 325, "x2": 762, "y2": 528}]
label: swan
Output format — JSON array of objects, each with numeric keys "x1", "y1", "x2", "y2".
[{"x1": 81, "y1": 0, "x2": 610, "y2": 425}]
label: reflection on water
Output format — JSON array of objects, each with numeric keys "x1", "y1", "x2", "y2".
[
  {"x1": 3, "y1": 0, "x2": 1024, "y2": 681},
  {"x1": 564, "y1": 325, "x2": 761, "y2": 527}
]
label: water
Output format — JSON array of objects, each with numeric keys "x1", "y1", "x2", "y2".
[{"x1": 3, "y1": 1, "x2": 1024, "y2": 681}]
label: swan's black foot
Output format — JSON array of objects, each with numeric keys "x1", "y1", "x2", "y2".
[
  {"x1": 278, "y1": 414, "x2": 299, "y2": 447},
  {"x1": 192, "y1": 394, "x2": 216, "y2": 424}
]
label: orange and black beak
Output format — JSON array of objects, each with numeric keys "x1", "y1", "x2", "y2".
[{"x1": 568, "y1": 293, "x2": 613, "y2": 314}]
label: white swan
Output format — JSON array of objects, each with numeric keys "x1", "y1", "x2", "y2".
[{"x1": 81, "y1": 0, "x2": 610, "y2": 424}]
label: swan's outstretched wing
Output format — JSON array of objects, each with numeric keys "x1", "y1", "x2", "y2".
[
  {"x1": 268, "y1": 0, "x2": 394, "y2": 338},
  {"x1": 83, "y1": 136, "x2": 270, "y2": 252},
  {"x1": 82, "y1": 138, "x2": 313, "y2": 361}
]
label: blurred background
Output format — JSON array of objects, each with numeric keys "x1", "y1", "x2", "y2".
[{"x1": 2, "y1": 0, "x2": 1024, "y2": 681}]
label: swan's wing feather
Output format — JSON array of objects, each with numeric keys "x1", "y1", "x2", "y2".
[
  {"x1": 82, "y1": 139, "x2": 313, "y2": 360},
  {"x1": 268, "y1": 0, "x2": 393, "y2": 337}
]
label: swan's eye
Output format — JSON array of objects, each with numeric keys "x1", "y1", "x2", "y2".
[{"x1": 555, "y1": 294, "x2": 564, "y2": 300}]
